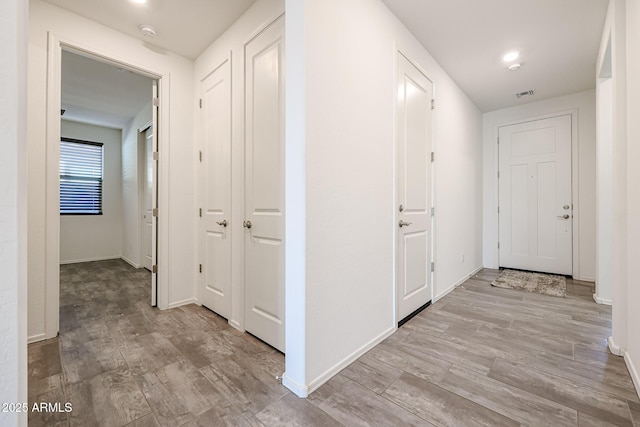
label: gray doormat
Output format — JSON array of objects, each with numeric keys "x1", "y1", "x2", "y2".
[{"x1": 491, "y1": 269, "x2": 566, "y2": 297}]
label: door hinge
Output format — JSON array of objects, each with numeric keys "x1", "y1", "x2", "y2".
[
  {"x1": 430, "y1": 262, "x2": 435, "y2": 273},
  {"x1": 199, "y1": 99, "x2": 202, "y2": 109},
  {"x1": 153, "y1": 151, "x2": 159, "y2": 161},
  {"x1": 199, "y1": 150, "x2": 202, "y2": 162},
  {"x1": 152, "y1": 265, "x2": 158, "y2": 274},
  {"x1": 152, "y1": 208, "x2": 158, "y2": 217},
  {"x1": 431, "y1": 207, "x2": 435, "y2": 217},
  {"x1": 497, "y1": 171, "x2": 500, "y2": 179},
  {"x1": 199, "y1": 264, "x2": 202, "y2": 273},
  {"x1": 497, "y1": 242, "x2": 500, "y2": 249},
  {"x1": 431, "y1": 99, "x2": 435, "y2": 110},
  {"x1": 431, "y1": 152, "x2": 435, "y2": 162},
  {"x1": 153, "y1": 97, "x2": 159, "y2": 107},
  {"x1": 199, "y1": 208, "x2": 202, "y2": 217}
]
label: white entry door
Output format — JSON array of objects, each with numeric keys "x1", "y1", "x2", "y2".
[
  {"x1": 244, "y1": 15, "x2": 285, "y2": 352},
  {"x1": 198, "y1": 59, "x2": 232, "y2": 320},
  {"x1": 498, "y1": 115, "x2": 572, "y2": 275},
  {"x1": 396, "y1": 53, "x2": 433, "y2": 323},
  {"x1": 142, "y1": 126, "x2": 153, "y2": 271}
]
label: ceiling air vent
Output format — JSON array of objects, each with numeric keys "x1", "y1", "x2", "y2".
[{"x1": 515, "y1": 90, "x2": 535, "y2": 99}]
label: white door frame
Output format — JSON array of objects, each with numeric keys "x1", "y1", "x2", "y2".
[
  {"x1": 44, "y1": 32, "x2": 170, "y2": 339},
  {"x1": 493, "y1": 110, "x2": 580, "y2": 279},
  {"x1": 393, "y1": 48, "x2": 436, "y2": 325},
  {"x1": 138, "y1": 119, "x2": 153, "y2": 272}
]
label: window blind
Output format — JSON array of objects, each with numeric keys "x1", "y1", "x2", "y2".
[{"x1": 60, "y1": 138, "x2": 104, "y2": 215}]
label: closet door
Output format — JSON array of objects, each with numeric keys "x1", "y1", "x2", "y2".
[
  {"x1": 244, "y1": 15, "x2": 285, "y2": 352},
  {"x1": 199, "y1": 59, "x2": 232, "y2": 319}
]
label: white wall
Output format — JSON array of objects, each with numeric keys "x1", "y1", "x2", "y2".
[
  {"x1": 28, "y1": 0, "x2": 195, "y2": 341},
  {"x1": 60, "y1": 120, "x2": 123, "y2": 263},
  {"x1": 194, "y1": 0, "x2": 285, "y2": 330},
  {"x1": 122, "y1": 102, "x2": 152, "y2": 267},
  {"x1": 482, "y1": 90, "x2": 597, "y2": 282},
  {"x1": 285, "y1": 0, "x2": 483, "y2": 396},
  {"x1": 623, "y1": 0, "x2": 640, "y2": 396},
  {"x1": 0, "y1": 0, "x2": 28, "y2": 424}
]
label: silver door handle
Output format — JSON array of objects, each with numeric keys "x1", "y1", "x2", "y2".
[
  {"x1": 243, "y1": 220, "x2": 252, "y2": 229},
  {"x1": 557, "y1": 214, "x2": 570, "y2": 219},
  {"x1": 216, "y1": 220, "x2": 228, "y2": 227},
  {"x1": 399, "y1": 220, "x2": 412, "y2": 227}
]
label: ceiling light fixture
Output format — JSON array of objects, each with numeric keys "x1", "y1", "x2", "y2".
[
  {"x1": 131, "y1": 0, "x2": 147, "y2": 4},
  {"x1": 502, "y1": 51, "x2": 520, "y2": 62},
  {"x1": 508, "y1": 63, "x2": 522, "y2": 71},
  {"x1": 139, "y1": 25, "x2": 157, "y2": 38}
]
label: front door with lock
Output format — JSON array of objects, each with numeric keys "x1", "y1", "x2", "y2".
[
  {"x1": 396, "y1": 52, "x2": 433, "y2": 323},
  {"x1": 498, "y1": 115, "x2": 572, "y2": 275},
  {"x1": 244, "y1": 16, "x2": 285, "y2": 352}
]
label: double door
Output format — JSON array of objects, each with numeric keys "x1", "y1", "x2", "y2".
[{"x1": 198, "y1": 16, "x2": 285, "y2": 352}]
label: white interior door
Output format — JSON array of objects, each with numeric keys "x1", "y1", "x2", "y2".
[
  {"x1": 151, "y1": 81, "x2": 158, "y2": 306},
  {"x1": 396, "y1": 53, "x2": 433, "y2": 323},
  {"x1": 142, "y1": 126, "x2": 153, "y2": 271},
  {"x1": 498, "y1": 115, "x2": 572, "y2": 275},
  {"x1": 244, "y1": 16, "x2": 285, "y2": 352},
  {"x1": 198, "y1": 59, "x2": 232, "y2": 319}
]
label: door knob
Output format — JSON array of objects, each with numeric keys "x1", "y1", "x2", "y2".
[
  {"x1": 216, "y1": 220, "x2": 228, "y2": 227},
  {"x1": 399, "y1": 220, "x2": 412, "y2": 227},
  {"x1": 557, "y1": 214, "x2": 570, "y2": 219},
  {"x1": 243, "y1": 220, "x2": 252, "y2": 229}
]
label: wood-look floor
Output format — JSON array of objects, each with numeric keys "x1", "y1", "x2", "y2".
[{"x1": 28, "y1": 260, "x2": 639, "y2": 426}]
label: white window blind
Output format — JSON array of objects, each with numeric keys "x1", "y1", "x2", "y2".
[{"x1": 60, "y1": 138, "x2": 104, "y2": 215}]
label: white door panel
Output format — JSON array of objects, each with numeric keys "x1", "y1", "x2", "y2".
[
  {"x1": 499, "y1": 115, "x2": 572, "y2": 275},
  {"x1": 396, "y1": 53, "x2": 433, "y2": 322},
  {"x1": 244, "y1": 16, "x2": 285, "y2": 352},
  {"x1": 142, "y1": 128, "x2": 153, "y2": 271},
  {"x1": 151, "y1": 81, "x2": 158, "y2": 306},
  {"x1": 199, "y1": 59, "x2": 232, "y2": 320}
]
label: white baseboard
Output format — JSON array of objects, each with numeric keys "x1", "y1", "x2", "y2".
[
  {"x1": 60, "y1": 255, "x2": 120, "y2": 265},
  {"x1": 121, "y1": 256, "x2": 140, "y2": 269},
  {"x1": 593, "y1": 294, "x2": 612, "y2": 306},
  {"x1": 434, "y1": 266, "x2": 483, "y2": 302},
  {"x1": 28, "y1": 333, "x2": 47, "y2": 344},
  {"x1": 229, "y1": 319, "x2": 243, "y2": 332},
  {"x1": 608, "y1": 336, "x2": 624, "y2": 356},
  {"x1": 575, "y1": 276, "x2": 595, "y2": 282},
  {"x1": 294, "y1": 325, "x2": 396, "y2": 398},
  {"x1": 167, "y1": 298, "x2": 198, "y2": 309},
  {"x1": 624, "y1": 350, "x2": 640, "y2": 400}
]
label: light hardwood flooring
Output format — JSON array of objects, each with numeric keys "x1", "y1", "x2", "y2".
[{"x1": 28, "y1": 260, "x2": 639, "y2": 426}]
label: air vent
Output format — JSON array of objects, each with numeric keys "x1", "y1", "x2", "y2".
[{"x1": 515, "y1": 90, "x2": 535, "y2": 99}]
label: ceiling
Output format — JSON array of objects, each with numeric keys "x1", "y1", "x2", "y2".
[
  {"x1": 49, "y1": 0, "x2": 609, "y2": 119},
  {"x1": 43, "y1": 0, "x2": 256, "y2": 60},
  {"x1": 381, "y1": 0, "x2": 609, "y2": 112},
  {"x1": 62, "y1": 50, "x2": 153, "y2": 129}
]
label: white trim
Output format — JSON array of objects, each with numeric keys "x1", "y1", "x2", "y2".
[
  {"x1": 608, "y1": 336, "x2": 624, "y2": 356},
  {"x1": 592, "y1": 294, "x2": 612, "y2": 305},
  {"x1": 493, "y1": 110, "x2": 580, "y2": 278},
  {"x1": 167, "y1": 298, "x2": 198, "y2": 310},
  {"x1": 121, "y1": 256, "x2": 141, "y2": 269},
  {"x1": 228, "y1": 319, "x2": 243, "y2": 332},
  {"x1": 282, "y1": 374, "x2": 309, "y2": 399},
  {"x1": 302, "y1": 326, "x2": 396, "y2": 398},
  {"x1": 624, "y1": 351, "x2": 640, "y2": 399},
  {"x1": 434, "y1": 266, "x2": 483, "y2": 302},
  {"x1": 60, "y1": 255, "x2": 121, "y2": 265},
  {"x1": 28, "y1": 334, "x2": 47, "y2": 344}
]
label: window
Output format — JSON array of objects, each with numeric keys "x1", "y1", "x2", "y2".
[{"x1": 60, "y1": 138, "x2": 104, "y2": 215}]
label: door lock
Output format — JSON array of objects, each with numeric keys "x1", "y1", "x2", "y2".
[
  {"x1": 243, "y1": 220, "x2": 252, "y2": 229},
  {"x1": 399, "y1": 220, "x2": 412, "y2": 227},
  {"x1": 216, "y1": 220, "x2": 228, "y2": 227}
]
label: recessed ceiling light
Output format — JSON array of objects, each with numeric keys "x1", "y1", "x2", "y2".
[
  {"x1": 508, "y1": 63, "x2": 522, "y2": 71},
  {"x1": 139, "y1": 25, "x2": 157, "y2": 38},
  {"x1": 503, "y1": 51, "x2": 520, "y2": 62}
]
